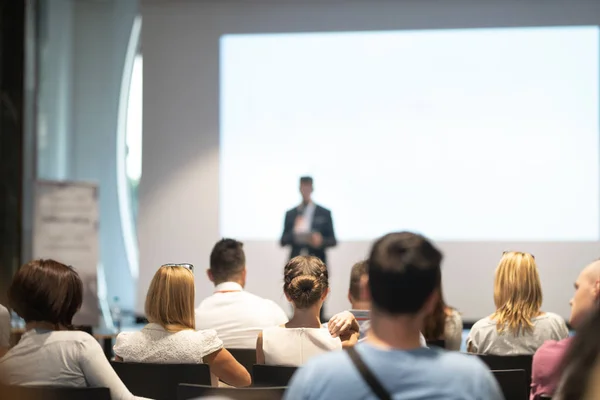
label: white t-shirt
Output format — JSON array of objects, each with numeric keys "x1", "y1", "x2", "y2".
[
  {"x1": 467, "y1": 312, "x2": 569, "y2": 355},
  {"x1": 0, "y1": 305, "x2": 9, "y2": 347},
  {"x1": 195, "y1": 282, "x2": 289, "y2": 349},
  {"x1": 0, "y1": 329, "x2": 145, "y2": 400},
  {"x1": 114, "y1": 323, "x2": 223, "y2": 363},
  {"x1": 262, "y1": 326, "x2": 342, "y2": 366}
]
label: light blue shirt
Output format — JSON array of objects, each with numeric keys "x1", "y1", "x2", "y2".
[{"x1": 284, "y1": 342, "x2": 503, "y2": 400}]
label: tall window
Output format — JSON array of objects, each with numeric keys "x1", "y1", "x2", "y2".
[{"x1": 126, "y1": 53, "x2": 142, "y2": 223}]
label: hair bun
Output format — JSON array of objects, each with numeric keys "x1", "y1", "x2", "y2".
[{"x1": 293, "y1": 276, "x2": 316, "y2": 293}]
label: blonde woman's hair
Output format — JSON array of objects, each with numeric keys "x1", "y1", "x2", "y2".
[
  {"x1": 145, "y1": 266, "x2": 195, "y2": 332},
  {"x1": 492, "y1": 251, "x2": 542, "y2": 335}
]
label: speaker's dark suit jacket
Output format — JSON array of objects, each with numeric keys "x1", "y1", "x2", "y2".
[{"x1": 280, "y1": 204, "x2": 337, "y2": 265}]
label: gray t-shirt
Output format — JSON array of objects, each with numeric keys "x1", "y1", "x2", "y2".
[
  {"x1": 0, "y1": 305, "x2": 9, "y2": 348},
  {"x1": 467, "y1": 312, "x2": 569, "y2": 355},
  {"x1": 445, "y1": 309, "x2": 464, "y2": 351},
  {"x1": 285, "y1": 342, "x2": 503, "y2": 400},
  {"x1": 0, "y1": 329, "x2": 147, "y2": 400}
]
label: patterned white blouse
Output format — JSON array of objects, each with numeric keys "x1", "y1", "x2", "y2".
[{"x1": 114, "y1": 323, "x2": 223, "y2": 363}]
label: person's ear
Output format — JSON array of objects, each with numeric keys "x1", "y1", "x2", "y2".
[
  {"x1": 206, "y1": 269, "x2": 214, "y2": 283},
  {"x1": 360, "y1": 276, "x2": 371, "y2": 302},
  {"x1": 284, "y1": 292, "x2": 292, "y2": 303},
  {"x1": 241, "y1": 268, "x2": 247, "y2": 285},
  {"x1": 321, "y1": 287, "x2": 330, "y2": 301},
  {"x1": 347, "y1": 291, "x2": 353, "y2": 305}
]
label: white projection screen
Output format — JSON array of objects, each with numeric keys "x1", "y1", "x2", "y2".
[
  {"x1": 141, "y1": 0, "x2": 600, "y2": 322},
  {"x1": 220, "y1": 27, "x2": 599, "y2": 242}
]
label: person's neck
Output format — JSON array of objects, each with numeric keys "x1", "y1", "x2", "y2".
[
  {"x1": 351, "y1": 301, "x2": 371, "y2": 311},
  {"x1": 286, "y1": 306, "x2": 322, "y2": 328},
  {"x1": 302, "y1": 199, "x2": 313, "y2": 206},
  {"x1": 366, "y1": 309, "x2": 424, "y2": 350},
  {"x1": 215, "y1": 278, "x2": 244, "y2": 289},
  {"x1": 26, "y1": 321, "x2": 66, "y2": 331}
]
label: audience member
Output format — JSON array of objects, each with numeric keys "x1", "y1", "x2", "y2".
[
  {"x1": 285, "y1": 232, "x2": 503, "y2": 400},
  {"x1": 530, "y1": 259, "x2": 600, "y2": 399},
  {"x1": 553, "y1": 306, "x2": 600, "y2": 400},
  {"x1": 467, "y1": 251, "x2": 568, "y2": 355},
  {"x1": 346, "y1": 260, "x2": 370, "y2": 339},
  {"x1": 114, "y1": 264, "x2": 250, "y2": 387},
  {"x1": 256, "y1": 256, "x2": 359, "y2": 366},
  {"x1": 0, "y1": 304, "x2": 9, "y2": 357},
  {"x1": 342, "y1": 260, "x2": 428, "y2": 346},
  {"x1": 195, "y1": 239, "x2": 288, "y2": 349},
  {"x1": 0, "y1": 259, "x2": 145, "y2": 400},
  {"x1": 422, "y1": 284, "x2": 463, "y2": 350}
]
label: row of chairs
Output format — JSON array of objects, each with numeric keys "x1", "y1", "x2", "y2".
[
  {"x1": 1, "y1": 351, "x2": 542, "y2": 400},
  {"x1": 0, "y1": 369, "x2": 532, "y2": 400},
  {"x1": 108, "y1": 352, "x2": 537, "y2": 400}
]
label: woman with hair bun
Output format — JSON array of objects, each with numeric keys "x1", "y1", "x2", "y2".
[{"x1": 256, "y1": 256, "x2": 359, "y2": 366}]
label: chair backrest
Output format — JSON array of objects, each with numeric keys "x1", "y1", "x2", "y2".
[
  {"x1": 252, "y1": 364, "x2": 298, "y2": 387},
  {"x1": 110, "y1": 361, "x2": 211, "y2": 400},
  {"x1": 227, "y1": 348, "x2": 257, "y2": 376},
  {"x1": 475, "y1": 353, "x2": 533, "y2": 376},
  {"x1": 491, "y1": 369, "x2": 528, "y2": 400},
  {"x1": 0, "y1": 385, "x2": 110, "y2": 400},
  {"x1": 475, "y1": 353, "x2": 533, "y2": 393},
  {"x1": 425, "y1": 339, "x2": 446, "y2": 348},
  {"x1": 177, "y1": 383, "x2": 286, "y2": 400},
  {"x1": 73, "y1": 325, "x2": 93, "y2": 335}
]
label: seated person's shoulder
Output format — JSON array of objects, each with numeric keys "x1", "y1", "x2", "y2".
[
  {"x1": 437, "y1": 349, "x2": 489, "y2": 371},
  {"x1": 533, "y1": 337, "x2": 571, "y2": 360},
  {"x1": 50, "y1": 330, "x2": 101, "y2": 354},
  {"x1": 471, "y1": 316, "x2": 494, "y2": 329},
  {"x1": 182, "y1": 329, "x2": 223, "y2": 356},
  {"x1": 542, "y1": 312, "x2": 567, "y2": 324}
]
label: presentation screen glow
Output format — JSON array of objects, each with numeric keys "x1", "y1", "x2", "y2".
[{"x1": 219, "y1": 27, "x2": 600, "y2": 241}]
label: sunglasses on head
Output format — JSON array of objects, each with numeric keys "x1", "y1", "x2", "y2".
[
  {"x1": 502, "y1": 251, "x2": 535, "y2": 260},
  {"x1": 161, "y1": 263, "x2": 194, "y2": 273}
]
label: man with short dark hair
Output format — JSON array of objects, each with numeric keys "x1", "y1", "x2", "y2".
[
  {"x1": 195, "y1": 239, "x2": 289, "y2": 349},
  {"x1": 280, "y1": 176, "x2": 336, "y2": 265},
  {"x1": 285, "y1": 232, "x2": 503, "y2": 400},
  {"x1": 347, "y1": 261, "x2": 370, "y2": 338}
]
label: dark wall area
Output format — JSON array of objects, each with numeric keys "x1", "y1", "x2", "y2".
[{"x1": 0, "y1": 0, "x2": 24, "y2": 304}]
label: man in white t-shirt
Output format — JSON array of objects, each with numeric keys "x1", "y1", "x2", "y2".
[{"x1": 195, "y1": 239, "x2": 289, "y2": 349}]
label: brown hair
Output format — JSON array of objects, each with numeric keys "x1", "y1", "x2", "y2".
[
  {"x1": 209, "y1": 238, "x2": 245, "y2": 283},
  {"x1": 349, "y1": 260, "x2": 368, "y2": 301},
  {"x1": 283, "y1": 256, "x2": 328, "y2": 309},
  {"x1": 8, "y1": 259, "x2": 83, "y2": 328},
  {"x1": 145, "y1": 265, "x2": 195, "y2": 332},
  {"x1": 422, "y1": 284, "x2": 452, "y2": 340},
  {"x1": 492, "y1": 251, "x2": 542, "y2": 335}
]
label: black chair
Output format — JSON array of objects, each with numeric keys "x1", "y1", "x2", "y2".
[
  {"x1": 177, "y1": 383, "x2": 286, "y2": 400},
  {"x1": 491, "y1": 369, "x2": 528, "y2": 400},
  {"x1": 227, "y1": 348, "x2": 257, "y2": 376},
  {"x1": 425, "y1": 339, "x2": 446, "y2": 348},
  {"x1": 474, "y1": 354, "x2": 533, "y2": 394},
  {"x1": 74, "y1": 325, "x2": 93, "y2": 335},
  {"x1": 252, "y1": 364, "x2": 297, "y2": 387},
  {"x1": 0, "y1": 385, "x2": 110, "y2": 400},
  {"x1": 110, "y1": 361, "x2": 211, "y2": 400}
]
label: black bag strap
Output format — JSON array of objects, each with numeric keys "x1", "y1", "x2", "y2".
[{"x1": 346, "y1": 347, "x2": 392, "y2": 400}]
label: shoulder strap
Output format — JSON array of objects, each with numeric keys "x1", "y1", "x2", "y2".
[{"x1": 346, "y1": 347, "x2": 392, "y2": 400}]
